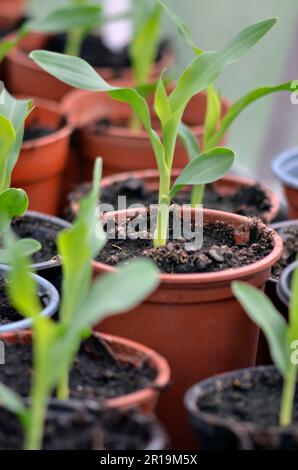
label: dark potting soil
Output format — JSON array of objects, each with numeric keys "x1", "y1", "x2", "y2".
[
  {"x1": 0, "y1": 335, "x2": 156, "y2": 400},
  {"x1": 0, "y1": 405, "x2": 155, "y2": 450},
  {"x1": 0, "y1": 275, "x2": 48, "y2": 326},
  {"x1": 45, "y1": 33, "x2": 169, "y2": 74},
  {"x1": 11, "y1": 216, "x2": 61, "y2": 264},
  {"x1": 96, "y1": 213, "x2": 274, "y2": 274},
  {"x1": 197, "y1": 368, "x2": 298, "y2": 428},
  {"x1": 0, "y1": 17, "x2": 25, "y2": 38},
  {"x1": 271, "y1": 224, "x2": 298, "y2": 280},
  {"x1": 23, "y1": 125, "x2": 56, "y2": 141},
  {"x1": 67, "y1": 177, "x2": 272, "y2": 222}
]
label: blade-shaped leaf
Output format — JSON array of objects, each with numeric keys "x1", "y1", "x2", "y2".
[
  {"x1": 0, "y1": 238, "x2": 41, "y2": 264},
  {"x1": 72, "y1": 259, "x2": 159, "y2": 331},
  {"x1": 206, "y1": 81, "x2": 294, "y2": 149},
  {"x1": 178, "y1": 122, "x2": 200, "y2": 161},
  {"x1": 289, "y1": 260, "x2": 298, "y2": 347},
  {"x1": 130, "y1": 4, "x2": 162, "y2": 85},
  {"x1": 0, "y1": 115, "x2": 15, "y2": 192},
  {"x1": 0, "y1": 383, "x2": 28, "y2": 426},
  {"x1": 26, "y1": 5, "x2": 102, "y2": 33},
  {"x1": 204, "y1": 85, "x2": 221, "y2": 146},
  {"x1": 232, "y1": 281, "x2": 288, "y2": 376},
  {"x1": 0, "y1": 188, "x2": 28, "y2": 219},
  {"x1": 169, "y1": 18, "x2": 277, "y2": 113},
  {"x1": 170, "y1": 147, "x2": 235, "y2": 198}
]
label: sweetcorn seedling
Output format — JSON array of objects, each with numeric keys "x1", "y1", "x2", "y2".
[
  {"x1": 157, "y1": 0, "x2": 296, "y2": 206},
  {"x1": 0, "y1": 157, "x2": 159, "y2": 450},
  {"x1": 29, "y1": 18, "x2": 285, "y2": 247},
  {"x1": 0, "y1": 87, "x2": 40, "y2": 258},
  {"x1": 232, "y1": 264, "x2": 298, "y2": 427}
]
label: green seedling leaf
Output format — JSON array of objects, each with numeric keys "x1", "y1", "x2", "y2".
[
  {"x1": 206, "y1": 81, "x2": 294, "y2": 149},
  {"x1": 156, "y1": 0, "x2": 202, "y2": 55},
  {"x1": 0, "y1": 384, "x2": 28, "y2": 426},
  {"x1": 0, "y1": 115, "x2": 15, "y2": 192},
  {"x1": 288, "y1": 257, "x2": 298, "y2": 347},
  {"x1": 72, "y1": 259, "x2": 159, "y2": 331},
  {"x1": 0, "y1": 238, "x2": 41, "y2": 264},
  {"x1": 204, "y1": 85, "x2": 221, "y2": 146},
  {"x1": 154, "y1": 74, "x2": 171, "y2": 129},
  {"x1": 170, "y1": 147, "x2": 235, "y2": 198},
  {"x1": 178, "y1": 122, "x2": 200, "y2": 161},
  {"x1": 130, "y1": 3, "x2": 162, "y2": 85},
  {"x1": 232, "y1": 282, "x2": 288, "y2": 376},
  {"x1": 0, "y1": 188, "x2": 28, "y2": 218},
  {"x1": 26, "y1": 5, "x2": 103, "y2": 33},
  {"x1": 4, "y1": 231, "x2": 42, "y2": 318},
  {"x1": 169, "y1": 18, "x2": 277, "y2": 113}
]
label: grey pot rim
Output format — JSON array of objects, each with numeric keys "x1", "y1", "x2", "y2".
[
  {"x1": 272, "y1": 147, "x2": 298, "y2": 189},
  {"x1": 0, "y1": 265, "x2": 59, "y2": 333},
  {"x1": 268, "y1": 219, "x2": 298, "y2": 285},
  {"x1": 12, "y1": 210, "x2": 71, "y2": 271},
  {"x1": 277, "y1": 260, "x2": 298, "y2": 308},
  {"x1": 184, "y1": 365, "x2": 298, "y2": 441}
]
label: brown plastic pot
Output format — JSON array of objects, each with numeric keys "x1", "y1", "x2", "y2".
[
  {"x1": 92, "y1": 207, "x2": 283, "y2": 449},
  {"x1": 0, "y1": 1, "x2": 24, "y2": 35},
  {"x1": 74, "y1": 169, "x2": 278, "y2": 223},
  {"x1": 62, "y1": 89, "x2": 231, "y2": 179},
  {"x1": 0, "y1": 330, "x2": 170, "y2": 415},
  {"x1": 4, "y1": 32, "x2": 173, "y2": 102},
  {"x1": 11, "y1": 96, "x2": 72, "y2": 215}
]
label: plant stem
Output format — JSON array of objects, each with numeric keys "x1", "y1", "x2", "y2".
[
  {"x1": 129, "y1": 111, "x2": 143, "y2": 131},
  {"x1": 65, "y1": 29, "x2": 84, "y2": 57},
  {"x1": 190, "y1": 184, "x2": 205, "y2": 207},
  {"x1": 280, "y1": 363, "x2": 297, "y2": 427},
  {"x1": 57, "y1": 369, "x2": 69, "y2": 401},
  {"x1": 154, "y1": 171, "x2": 171, "y2": 247}
]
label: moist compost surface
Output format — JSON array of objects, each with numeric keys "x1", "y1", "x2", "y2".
[
  {"x1": 96, "y1": 213, "x2": 274, "y2": 274},
  {"x1": 45, "y1": 33, "x2": 168, "y2": 74},
  {"x1": 11, "y1": 216, "x2": 61, "y2": 264},
  {"x1": 197, "y1": 368, "x2": 298, "y2": 427},
  {"x1": 271, "y1": 224, "x2": 298, "y2": 280},
  {"x1": 0, "y1": 406, "x2": 155, "y2": 450},
  {"x1": 0, "y1": 335, "x2": 156, "y2": 400},
  {"x1": 67, "y1": 177, "x2": 272, "y2": 221}
]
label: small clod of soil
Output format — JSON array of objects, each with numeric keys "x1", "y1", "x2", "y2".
[
  {"x1": 0, "y1": 335, "x2": 156, "y2": 400},
  {"x1": 96, "y1": 212, "x2": 274, "y2": 274},
  {"x1": 271, "y1": 224, "x2": 298, "y2": 280}
]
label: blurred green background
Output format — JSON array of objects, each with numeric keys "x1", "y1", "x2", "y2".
[{"x1": 30, "y1": 0, "x2": 298, "y2": 187}]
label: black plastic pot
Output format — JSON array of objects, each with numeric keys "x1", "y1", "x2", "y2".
[
  {"x1": 11, "y1": 210, "x2": 71, "y2": 292},
  {"x1": 0, "y1": 399, "x2": 168, "y2": 450},
  {"x1": 184, "y1": 366, "x2": 298, "y2": 450}
]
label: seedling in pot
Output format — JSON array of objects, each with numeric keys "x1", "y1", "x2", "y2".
[
  {"x1": 0, "y1": 157, "x2": 159, "y2": 450},
  {"x1": 29, "y1": 17, "x2": 288, "y2": 247},
  {"x1": 157, "y1": 0, "x2": 296, "y2": 207},
  {"x1": 232, "y1": 263, "x2": 298, "y2": 427},
  {"x1": 0, "y1": 87, "x2": 40, "y2": 259}
]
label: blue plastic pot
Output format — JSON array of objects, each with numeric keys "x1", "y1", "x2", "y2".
[{"x1": 272, "y1": 148, "x2": 298, "y2": 219}]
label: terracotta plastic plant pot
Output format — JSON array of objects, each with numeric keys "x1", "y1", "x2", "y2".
[
  {"x1": 5, "y1": 32, "x2": 173, "y2": 102},
  {"x1": 272, "y1": 147, "x2": 298, "y2": 219},
  {"x1": 12, "y1": 210, "x2": 71, "y2": 292},
  {"x1": 0, "y1": 397, "x2": 167, "y2": 450},
  {"x1": 11, "y1": 96, "x2": 72, "y2": 216},
  {"x1": 0, "y1": 1, "x2": 24, "y2": 35},
  {"x1": 257, "y1": 220, "x2": 298, "y2": 365},
  {"x1": 0, "y1": 266, "x2": 59, "y2": 335},
  {"x1": 97, "y1": 169, "x2": 279, "y2": 223},
  {"x1": 0, "y1": 330, "x2": 171, "y2": 416},
  {"x1": 184, "y1": 365, "x2": 298, "y2": 450},
  {"x1": 62, "y1": 89, "x2": 231, "y2": 179},
  {"x1": 92, "y1": 207, "x2": 283, "y2": 449}
]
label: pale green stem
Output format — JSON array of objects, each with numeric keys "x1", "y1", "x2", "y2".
[
  {"x1": 279, "y1": 363, "x2": 297, "y2": 427},
  {"x1": 154, "y1": 171, "x2": 171, "y2": 248},
  {"x1": 56, "y1": 369, "x2": 69, "y2": 401},
  {"x1": 191, "y1": 184, "x2": 205, "y2": 207},
  {"x1": 65, "y1": 29, "x2": 84, "y2": 57}
]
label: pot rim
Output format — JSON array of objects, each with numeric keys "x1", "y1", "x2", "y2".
[
  {"x1": 0, "y1": 330, "x2": 171, "y2": 415},
  {"x1": 184, "y1": 365, "x2": 298, "y2": 438},
  {"x1": 272, "y1": 147, "x2": 298, "y2": 189},
  {"x1": 277, "y1": 260, "x2": 298, "y2": 307},
  {"x1": 268, "y1": 219, "x2": 298, "y2": 285},
  {"x1": 10, "y1": 210, "x2": 72, "y2": 271},
  {"x1": 20, "y1": 96, "x2": 72, "y2": 149},
  {"x1": 0, "y1": 265, "x2": 59, "y2": 333},
  {"x1": 92, "y1": 207, "x2": 283, "y2": 285}
]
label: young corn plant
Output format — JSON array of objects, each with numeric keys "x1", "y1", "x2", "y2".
[
  {"x1": 0, "y1": 157, "x2": 159, "y2": 450},
  {"x1": 232, "y1": 265, "x2": 298, "y2": 427},
  {"x1": 0, "y1": 88, "x2": 40, "y2": 259},
  {"x1": 29, "y1": 18, "x2": 284, "y2": 247},
  {"x1": 157, "y1": 0, "x2": 296, "y2": 207}
]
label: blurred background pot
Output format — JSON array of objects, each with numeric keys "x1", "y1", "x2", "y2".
[{"x1": 272, "y1": 147, "x2": 298, "y2": 219}]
